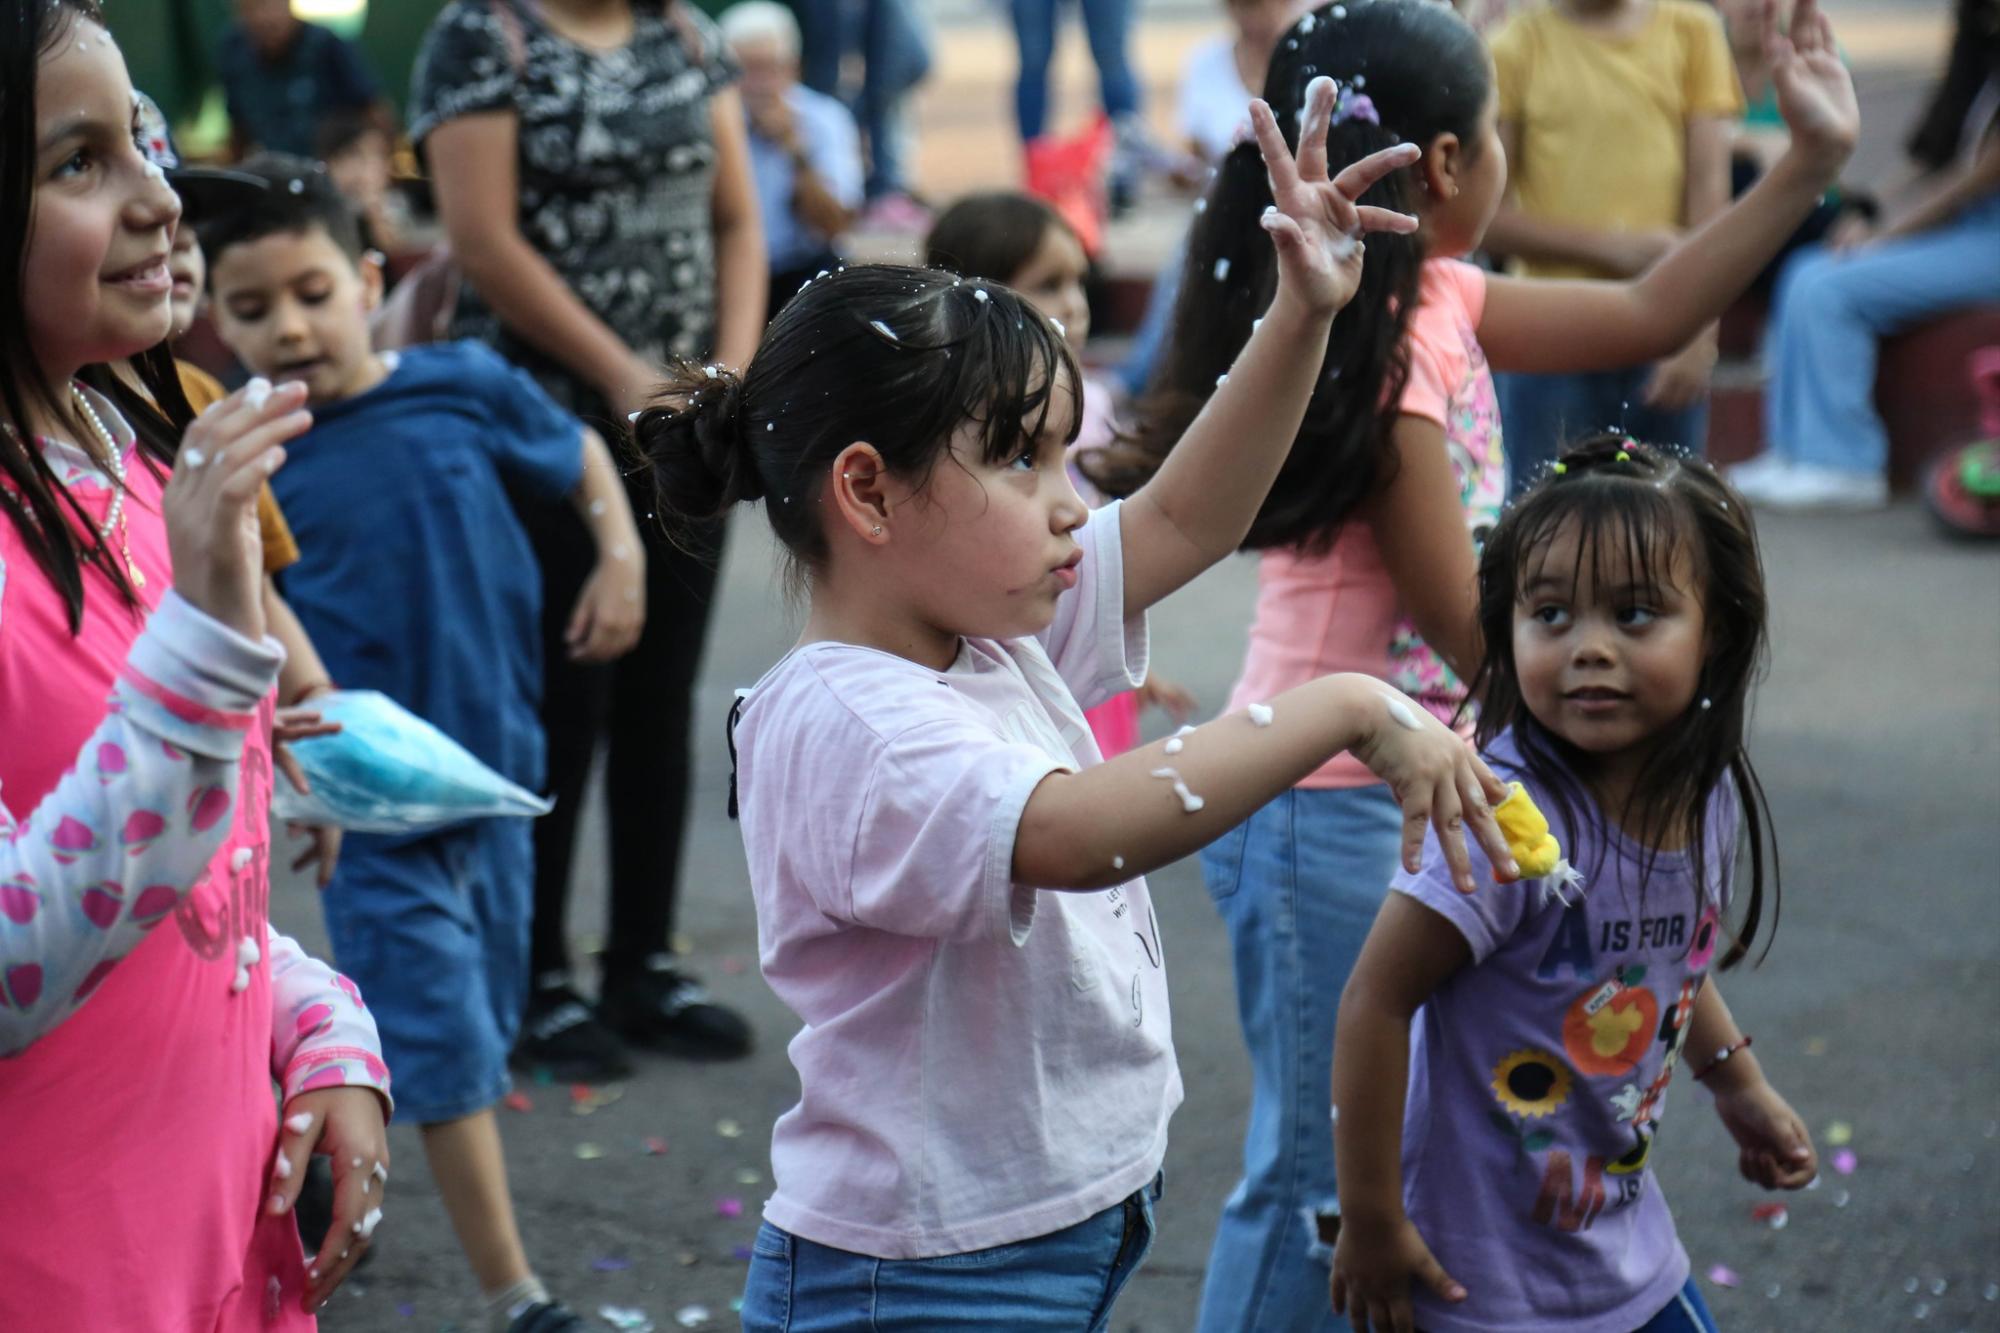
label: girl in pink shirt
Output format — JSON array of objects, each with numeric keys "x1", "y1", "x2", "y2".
[
  {"x1": 0, "y1": 4, "x2": 391, "y2": 1324},
  {"x1": 638, "y1": 89, "x2": 1515, "y2": 1331},
  {"x1": 1086, "y1": 0, "x2": 1856, "y2": 1325}
]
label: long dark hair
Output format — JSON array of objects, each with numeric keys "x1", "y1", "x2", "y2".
[
  {"x1": 1, "y1": 0, "x2": 184, "y2": 632},
  {"x1": 635, "y1": 263, "x2": 1079, "y2": 573},
  {"x1": 1470, "y1": 436, "x2": 1779, "y2": 969},
  {"x1": 925, "y1": 191, "x2": 1072, "y2": 283},
  {"x1": 1086, "y1": 0, "x2": 1490, "y2": 554}
]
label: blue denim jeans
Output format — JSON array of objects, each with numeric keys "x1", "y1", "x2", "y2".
[
  {"x1": 1195, "y1": 784, "x2": 1405, "y2": 1333},
  {"x1": 1634, "y1": 1277, "x2": 1721, "y2": 1331},
  {"x1": 797, "y1": 0, "x2": 931, "y2": 197},
  {"x1": 1495, "y1": 366, "x2": 1709, "y2": 497},
  {"x1": 740, "y1": 1175, "x2": 1161, "y2": 1331},
  {"x1": 1763, "y1": 192, "x2": 2000, "y2": 477},
  {"x1": 1010, "y1": 0, "x2": 1141, "y2": 140}
]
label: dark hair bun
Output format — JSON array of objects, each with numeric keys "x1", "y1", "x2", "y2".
[{"x1": 633, "y1": 363, "x2": 763, "y2": 532}]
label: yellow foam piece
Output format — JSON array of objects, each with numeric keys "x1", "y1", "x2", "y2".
[{"x1": 1494, "y1": 782, "x2": 1563, "y2": 880}]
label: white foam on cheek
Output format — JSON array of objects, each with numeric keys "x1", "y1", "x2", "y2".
[
  {"x1": 1247, "y1": 702, "x2": 1274, "y2": 727},
  {"x1": 285, "y1": 1112, "x2": 313, "y2": 1135},
  {"x1": 1150, "y1": 766, "x2": 1206, "y2": 813}
]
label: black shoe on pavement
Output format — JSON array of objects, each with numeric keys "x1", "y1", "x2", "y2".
[
  {"x1": 598, "y1": 953, "x2": 753, "y2": 1061},
  {"x1": 511, "y1": 975, "x2": 633, "y2": 1083},
  {"x1": 506, "y1": 1300, "x2": 587, "y2": 1332}
]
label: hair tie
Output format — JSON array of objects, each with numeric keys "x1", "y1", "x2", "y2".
[{"x1": 1332, "y1": 85, "x2": 1379, "y2": 128}]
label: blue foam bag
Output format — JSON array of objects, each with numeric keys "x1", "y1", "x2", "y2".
[{"x1": 271, "y1": 690, "x2": 552, "y2": 834}]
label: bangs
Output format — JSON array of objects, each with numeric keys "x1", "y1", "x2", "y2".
[
  {"x1": 1513, "y1": 477, "x2": 1701, "y2": 607},
  {"x1": 924, "y1": 281, "x2": 1081, "y2": 467}
]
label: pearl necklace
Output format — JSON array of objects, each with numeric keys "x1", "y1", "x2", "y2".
[{"x1": 67, "y1": 381, "x2": 145, "y2": 588}]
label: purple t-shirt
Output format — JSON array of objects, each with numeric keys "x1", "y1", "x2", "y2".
[{"x1": 1390, "y1": 730, "x2": 1735, "y2": 1332}]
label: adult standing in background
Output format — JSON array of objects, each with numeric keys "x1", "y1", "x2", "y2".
[
  {"x1": 724, "y1": 1, "x2": 864, "y2": 322},
  {"x1": 792, "y1": 0, "x2": 932, "y2": 229},
  {"x1": 412, "y1": 0, "x2": 766, "y2": 1082},
  {"x1": 219, "y1": 0, "x2": 393, "y2": 159}
]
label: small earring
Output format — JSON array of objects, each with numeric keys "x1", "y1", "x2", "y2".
[{"x1": 871, "y1": 524, "x2": 883, "y2": 536}]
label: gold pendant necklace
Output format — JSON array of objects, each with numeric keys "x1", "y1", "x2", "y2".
[{"x1": 68, "y1": 382, "x2": 145, "y2": 589}]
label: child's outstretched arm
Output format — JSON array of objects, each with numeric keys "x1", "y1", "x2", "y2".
[
  {"x1": 1331, "y1": 895, "x2": 1474, "y2": 1330},
  {"x1": 1015, "y1": 676, "x2": 1516, "y2": 894},
  {"x1": 1478, "y1": 0, "x2": 1858, "y2": 373},
  {"x1": 1118, "y1": 79, "x2": 1421, "y2": 616},
  {"x1": 1688, "y1": 980, "x2": 1818, "y2": 1190},
  {"x1": 563, "y1": 425, "x2": 648, "y2": 663}
]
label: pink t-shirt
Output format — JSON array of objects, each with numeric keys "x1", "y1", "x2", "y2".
[
  {"x1": 735, "y1": 501, "x2": 1182, "y2": 1259},
  {"x1": 0, "y1": 397, "x2": 318, "y2": 1328},
  {"x1": 1227, "y1": 259, "x2": 1506, "y2": 787}
]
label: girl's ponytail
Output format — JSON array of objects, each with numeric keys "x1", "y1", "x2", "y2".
[{"x1": 633, "y1": 362, "x2": 763, "y2": 541}]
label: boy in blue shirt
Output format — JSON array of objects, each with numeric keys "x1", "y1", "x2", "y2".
[{"x1": 202, "y1": 156, "x2": 645, "y2": 1333}]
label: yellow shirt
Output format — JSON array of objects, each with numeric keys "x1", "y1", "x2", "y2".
[
  {"x1": 174, "y1": 361, "x2": 301, "y2": 573},
  {"x1": 1491, "y1": 0, "x2": 1744, "y2": 279}
]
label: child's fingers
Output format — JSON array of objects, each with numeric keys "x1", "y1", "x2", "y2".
[
  {"x1": 1397, "y1": 789, "x2": 1433, "y2": 876},
  {"x1": 1354, "y1": 205, "x2": 1420, "y2": 235},
  {"x1": 306, "y1": 1150, "x2": 383, "y2": 1309},
  {"x1": 274, "y1": 742, "x2": 312, "y2": 798},
  {"x1": 1260, "y1": 211, "x2": 1313, "y2": 264},
  {"x1": 1430, "y1": 783, "x2": 1479, "y2": 895},
  {"x1": 1248, "y1": 99, "x2": 1301, "y2": 197},
  {"x1": 267, "y1": 1108, "x2": 320, "y2": 1219},
  {"x1": 1330, "y1": 1271, "x2": 1348, "y2": 1315},
  {"x1": 1332, "y1": 141, "x2": 1422, "y2": 207},
  {"x1": 1297, "y1": 75, "x2": 1336, "y2": 182},
  {"x1": 1457, "y1": 767, "x2": 1516, "y2": 885},
  {"x1": 565, "y1": 594, "x2": 595, "y2": 651}
]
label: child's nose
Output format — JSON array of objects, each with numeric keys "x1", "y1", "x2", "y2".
[{"x1": 127, "y1": 161, "x2": 181, "y2": 235}]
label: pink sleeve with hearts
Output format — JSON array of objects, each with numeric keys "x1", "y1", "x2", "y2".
[
  {"x1": 0, "y1": 593, "x2": 283, "y2": 1056},
  {"x1": 267, "y1": 926, "x2": 394, "y2": 1117}
]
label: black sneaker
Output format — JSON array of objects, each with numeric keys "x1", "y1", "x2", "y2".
[
  {"x1": 598, "y1": 954, "x2": 753, "y2": 1061},
  {"x1": 511, "y1": 975, "x2": 633, "y2": 1083},
  {"x1": 505, "y1": 1299, "x2": 586, "y2": 1332}
]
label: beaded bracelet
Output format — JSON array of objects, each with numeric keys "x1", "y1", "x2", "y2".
[{"x1": 1692, "y1": 1034, "x2": 1753, "y2": 1082}]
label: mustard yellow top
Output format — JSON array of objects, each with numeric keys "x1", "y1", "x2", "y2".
[{"x1": 1490, "y1": 0, "x2": 1744, "y2": 280}]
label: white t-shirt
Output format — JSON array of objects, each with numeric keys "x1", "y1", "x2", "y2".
[
  {"x1": 1178, "y1": 34, "x2": 1256, "y2": 163},
  {"x1": 734, "y1": 500, "x2": 1182, "y2": 1258}
]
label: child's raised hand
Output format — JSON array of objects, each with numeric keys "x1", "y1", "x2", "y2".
[
  {"x1": 1348, "y1": 683, "x2": 1516, "y2": 893},
  {"x1": 1762, "y1": 0, "x2": 1858, "y2": 170},
  {"x1": 1712, "y1": 1077, "x2": 1818, "y2": 1190},
  {"x1": 271, "y1": 1086, "x2": 390, "y2": 1313},
  {"x1": 1332, "y1": 1212, "x2": 1468, "y2": 1333},
  {"x1": 163, "y1": 378, "x2": 311, "y2": 641},
  {"x1": 1248, "y1": 78, "x2": 1421, "y2": 318}
]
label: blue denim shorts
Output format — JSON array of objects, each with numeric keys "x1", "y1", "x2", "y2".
[
  {"x1": 319, "y1": 819, "x2": 533, "y2": 1124},
  {"x1": 741, "y1": 1174, "x2": 1162, "y2": 1332}
]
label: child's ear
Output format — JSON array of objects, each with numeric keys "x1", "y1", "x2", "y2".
[
  {"x1": 1421, "y1": 131, "x2": 1464, "y2": 202},
  {"x1": 829, "y1": 442, "x2": 893, "y2": 546},
  {"x1": 357, "y1": 250, "x2": 386, "y2": 314}
]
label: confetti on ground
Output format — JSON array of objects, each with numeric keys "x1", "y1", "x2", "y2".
[
  {"x1": 1930, "y1": 1278, "x2": 1948, "y2": 1296},
  {"x1": 397, "y1": 1303, "x2": 414, "y2": 1318},
  {"x1": 1825, "y1": 1121, "x2": 1853, "y2": 1146},
  {"x1": 1707, "y1": 1264, "x2": 1741, "y2": 1288},
  {"x1": 1751, "y1": 1202, "x2": 1789, "y2": 1230},
  {"x1": 715, "y1": 1119, "x2": 743, "y2": 1139},
  {"x1": 1765, "y1": 1283, "x2": 1782, "y2": 1299},
  {"x1": 671, "y1": 933, "x2": 694, "y2": 955},
  {"x1": 597, "y1": 1305, "x2": 654, "y2": 1332},
  {"x1": 571, "y1": 1084, "x2": 595, "y2": 1104},
  {"x1": 675, "y1": 1251, "x2": 699, "y2": 1267},
  {"x1": 734, "y1": 1167, "x2": 762, "y2": 1185},
  {"x1": 1984, "y1": 1281, "x2": 1998, "y2": 1301},
  {"x1": 503, "y1": 1091, "x2": 533, "y2": 1113},
  {"x1": 575, "y1": 1142, "x2": 606, "y2": 1161},
  {"x1": 721, "y1": 956, "x2": 747, "y2": 975},
  {"x1": 1832, "y1": 1149, "x2": 1858, "y2": 1175},
  {"x1": 716, "y1": 1196, "x2": 743, "y2": 1218},
  {"x1": 1904, "y1": 1277, "x2": 1921, "y2": 1294},
  {"x1": 1804, "y1": 1036, "x2": 1828, "y2": 1056},
  {"x1": 642, "y1": 1136, "x2": 670, "y2": 1156},
  {"x1": 673, "y1": 1304, "x2": 712, "y2": 1328},
  {"x1": 532, "y1": 1068, "x2": 555, "y2": 1086},
  {"x1": 732, "y1": 1244, "x2": 753, "y2": 1261},
  {"x1": 1833, "y1": 1190, "x2": 1850, "y2": 1208},
  {"x1": 730, "y1": 1298, "x2": 744, "y2": 1314},
  {"x1": 592, "y1": 1256, "x2": 633, "y2": 1273}
]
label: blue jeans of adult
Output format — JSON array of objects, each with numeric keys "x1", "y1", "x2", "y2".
[
  {"x1": 1496, "y1": 365, "x2": 1710, "y2": 497},
  {"x1": 797, "y1": 0, "x2": 930, "y2": 198},
  {"x1": 1010, "y1": 0, "x2": 1141, "y2": 141},
  {"x1": 1762, "y1": 191, "x2": 2000, "y2": 478},
  {"x1": 1195, "y1": 784, "x2": 1404, "y2": 1333},
  {"x1": 739, "y1": 1174, "x2": 1161, "y2": 1331}
]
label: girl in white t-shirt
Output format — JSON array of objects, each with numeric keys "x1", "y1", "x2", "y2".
[{"x1": 634, "y1": 86, "x2": 1514, "y2": 1332}]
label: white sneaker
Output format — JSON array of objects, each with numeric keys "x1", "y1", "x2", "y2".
[
  {"x1": 1731, "y1": 459, "x2": 1888, "y2": 511},
  {"x1": 1726, "y1": 452, "x2": 1791, "y2": 490}
]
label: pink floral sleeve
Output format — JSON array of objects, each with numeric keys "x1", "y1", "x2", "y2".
[
  {"x1": 267, "y1": 925, "x2": 393, "y2": 1117},
  {"x1": 0, "y1": 593, "x2": 281, "y2": 1056}
]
